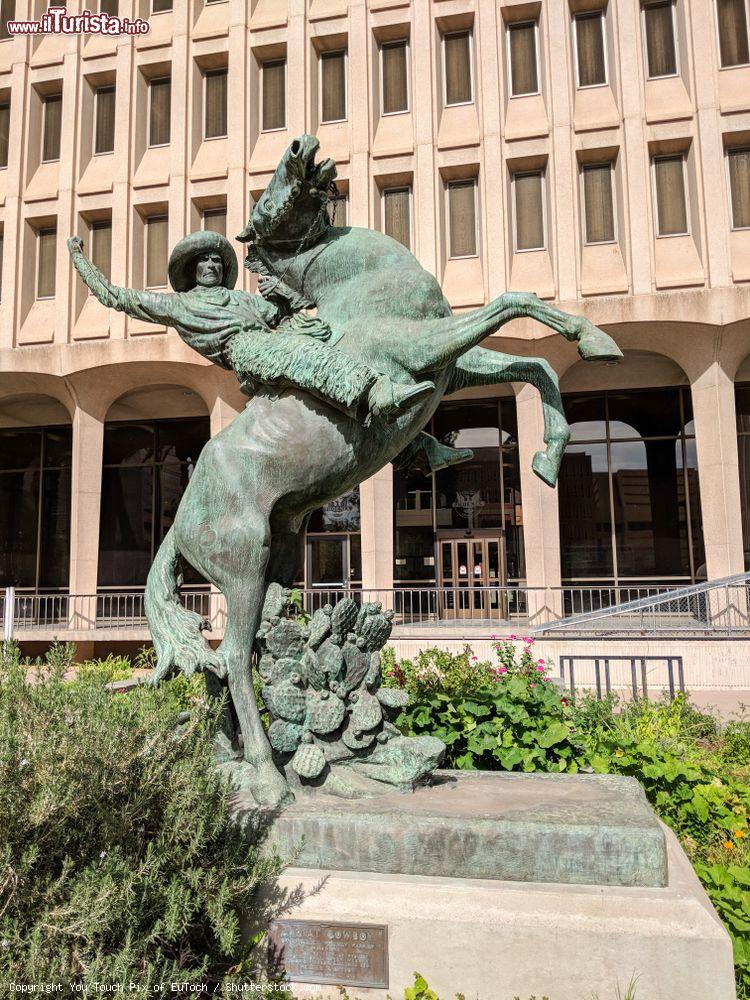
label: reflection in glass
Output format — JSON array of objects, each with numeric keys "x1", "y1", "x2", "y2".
[
  {"x1": 0, "y1": 425, "x2": 72, "y2": 590},
  {"x1": 559, "y1": 387, "x2": 703, "y2": 584},
  {"x1": 559, "y1": 442, "x2": 613, "y2": 579},
  {"x1": 98, "y1": 418, "x2": 209, "y2": 587}
]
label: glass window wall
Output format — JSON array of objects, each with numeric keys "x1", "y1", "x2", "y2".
[
  {"x1": 98, "y1": 417, "x2": 209, "y2": 588},
  {"x1": 558, "y1": 387, "x2": 704, "y2": 585},
  {"x1": 0, "y1": 425, "x2": 72, "y2": 591}
]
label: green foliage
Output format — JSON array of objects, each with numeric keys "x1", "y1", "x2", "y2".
[
  {"x1": 0, "y1": 640, "x2": 283, "y2": 988},
  {"x1": 386, "y1": 642, "x2": 750, "y2": 997}
]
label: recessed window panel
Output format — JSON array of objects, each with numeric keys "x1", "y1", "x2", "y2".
[
  {"x1": 202, "y1": 208, "x2": 226, "y2": 235},
  {"x1": 145, "y1": 215, "x2": 168, "y2": 288},
  {"x1": 643, "y1": 2, "x2": 677, "y2": 78},
  {"x1": 262, "y1": 60, "x2": 286, "y2": 131},
  {"x1": 654, "y1": 156, "x2": 688, "y2": 236},
  {"x1": 321, "y1": 50, "x2": 346, "y2": 123},
  {"x1": 0, "y1": 102, "x2": 9, "y2": 168},
  {"x1": 204, "y1": 68, "x2": 227, "y2": 139},
  {"x1": 729, "y1": 149, "x2": 750, "y2": 229},
  {"x1": 514, "y1": 171, "x2": 545, "y2": 251},
  {"x1": 444, "y1": 31, "x2": 472, "y2": 106},
  {"x1": 383, "y1": 187, "x2": 411, "y2": 250},
  {"x1": 95, "y1": 86, "x2": 116, "y2": 154},
  {"x1": 37, "y1": 228, "x2": 57, "y2": 299},
  {"x1": 91, "y1": 220, "x2": 112, "y2": 281},
  {"x1": 39, "y1": 468, "x2": 71, "y2": 589},
  {"x1": 42, "y1": 94, "x2": 62, "y2": 162},
  {"x1": 98, "y1": 466, "x2": 154, "y2": 588},
  {"x1": 560, "y1": 442, "x2": 614, "y2": 580},
  {"x1": 509, "y1": 22, "x2": 539, "y2": 97},
  {"x1": 583, "y1": 164, "x2": 615, "y2": 244},
  {"x1": 381, "y1": 41, "x2": 408, "y2": 114},
  {"x1": 0, "y1": 430, "x2": 41, "y2": 471},
  {"x1": 717, "y1": 0, "x2": 750, "y2": 68},
  {"x1": 104, "y1": 423, "x2": 155, "y2": 466},
  {"x1": 0, "y1": 471, "x2": 41, "y2": 588},
  {"x1": 448, "y1": 180, "x2": 477, "y2": 258},
  {"x1": 148, "y1": 77, "x2": 171, "y2": 146},
  {"x1": 608, "y1": 388, "x2": 683, "y2": 439},
  {"x1": 575, "y1": 12, "x2": 607, "y2": 87}
]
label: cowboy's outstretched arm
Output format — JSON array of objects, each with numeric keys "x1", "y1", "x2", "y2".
[{"x1": 67, "y1": 236, "x2": 180, "y2": 326}]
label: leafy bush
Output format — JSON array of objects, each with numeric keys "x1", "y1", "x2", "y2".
[
  {"x1": 385, "y1": 642, "x2": 750, "y2": 997},
  {"x1": 0, "y1": 641, "x2": 283, "y2": 988}
]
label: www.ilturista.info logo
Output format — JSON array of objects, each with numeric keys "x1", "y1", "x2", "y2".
[{"x1": 6, "y1": 5, "x2": 150, "y2": 35}]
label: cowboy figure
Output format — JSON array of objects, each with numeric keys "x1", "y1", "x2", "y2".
[{"x1": 67, "y1": 231, "x2": 434, "y2": 425}]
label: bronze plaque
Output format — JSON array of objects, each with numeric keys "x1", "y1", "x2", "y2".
[{"x1": 268, "y1": 919, "x2": 389, "y2": 988}]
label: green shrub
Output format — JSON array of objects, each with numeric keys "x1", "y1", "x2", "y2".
[
  {"x1": 0, "y1": 641, "x2": 283, "y2": 988},
  {"x1": 722, "y1": 719, "x2": 750, "y2": 767}
]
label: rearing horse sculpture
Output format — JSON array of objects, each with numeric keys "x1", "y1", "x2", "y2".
[{"x1": 144, "y1": 135, "x2": 622, "y2": 806}]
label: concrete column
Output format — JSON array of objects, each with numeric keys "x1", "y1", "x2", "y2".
[
  {"x1": 691, "y1": 364, "x2": 745, "y2": 580},
  {"x1": 68, "y1": 407, "x2": 104, "y2": 626},
  {"x1": 516, "y1": 384, "x2": 562, "y2": 621},
  {"x1": 360, "y1": 465, "x2": 394, "y2": 597}
]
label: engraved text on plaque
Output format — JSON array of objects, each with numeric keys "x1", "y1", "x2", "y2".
[{"x1": 268, "y1": 919, "x2": 389, "y2": 988}]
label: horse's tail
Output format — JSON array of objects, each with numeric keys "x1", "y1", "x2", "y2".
[{"x1": 145, "y1": 527, "x2": 223, "y2": 683}]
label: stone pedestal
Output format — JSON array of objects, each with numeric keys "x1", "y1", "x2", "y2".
[{"x1": 242, "y1": 772, "x2": 736, "y2": 999}]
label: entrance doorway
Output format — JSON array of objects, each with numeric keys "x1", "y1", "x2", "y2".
[
  {"x1": 306, "y1": 534, "x2": 361, "y2": 589},
  {"x1": 437, "y1": 536, "x2": 504, "y2": 618}
]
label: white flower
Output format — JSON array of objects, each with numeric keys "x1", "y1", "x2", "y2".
[
  {"x1": 99, "y1": 850, "x2": 107, "y2": 859},
  {"x1": 19, "y1": 759, "x2": 28, "y2": 768},
  {"x1": 1, "y1": 940, "x2": 10, "y2": 949}
]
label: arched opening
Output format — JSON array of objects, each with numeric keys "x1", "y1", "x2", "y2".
[
  {"x1": 99, "y1": 385, "x2": 210, "y2": 590},
  {"x1": 0, "y1": 394, "x2": 72, "y2": 593},
  {"x1": 559, "y1": 352, "x2": 704, "y2": 591}
]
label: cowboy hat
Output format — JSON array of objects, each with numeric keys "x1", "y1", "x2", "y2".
[{"x1": 167, "y1": 231, "x2": 239, "y2": 292}]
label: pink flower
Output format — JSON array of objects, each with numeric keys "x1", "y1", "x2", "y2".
[
  {"x1": 536, "y1": 665, "x2": 546, "y2": 673},
  {"x1": 509, "y1": 634, "x2": 517, "y2": 641},
  {"x1": 522, "y1": 636, "x2": 534, "y2": 644},
  {"x1": 497, "y1": 666, "x2": 508, "y2": 674},
  {"x1": 537, "y1": 658, "x2": 545, "y2": 665},
  {"x1": 471, "y1": 656, "x2": 478, "y2": 662},
  {"x1": 490, "y1": 634, "x2": 497, "y2": 640}
]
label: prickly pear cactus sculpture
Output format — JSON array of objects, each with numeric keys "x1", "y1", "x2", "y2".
[{"x1": 255, "y1": 584, "x2": 445, "y2": 797}]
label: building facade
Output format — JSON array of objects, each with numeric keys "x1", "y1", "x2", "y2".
[{"x1": 2, "y1": 0, "x2": 750, "y2": 614}]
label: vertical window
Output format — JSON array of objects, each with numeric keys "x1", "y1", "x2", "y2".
[
  {"x1": 145, "y1": 215, "x2": 168, "y2": 288},
  {"x1": 559, "y1": 388, "x2": 703, "y2": 585},
  {"x1": 37, "y1": 228, "x2": 56, "y2": 299},
  {"x1": 728, "y1": 149, "x2": 750, "y2": 229},
  {"x1": 0, "y1": 102, "x2": 8, "y2": 168},
  {"x1": 91, "y1": 220, "x2": 112, "y2": 281},
  {"x1": 643, "y1": 1, "x2": 677, "y2": 78},
  {"x1": 202, "y1": 207, "x2": 226, "y2": 235},
  {"x1": 381, "y1": 40, "x2": 409, "y2": 115},
  {"x1": 99, "y1": 0, "x2": 118, "y2": 13},
  {"x1": 582, "y1": 163, "x2": 615, "y2": 244},
  {"x1": 736, "y1": 384, "x2": 750, "y2": 569},
  {"x1": 447, "y1": 180, "x2": 477, "y2": 258},
  {"x1": 444, "y1": 31, "x2": 473, "y2": 106},
  {"x1": 0, "y1": 426, "x2": 72, "y2": 591},
  {"x1": 204, "y1": 68, "x2": 227, "y2": 139},
  {"x1": 262, "y1": 59, "x2": 286, "y2": 131},
  {"x1": 148, "y1": 77, "x2": 171, "y2": 147},
  {"x1": 508, "y1": 21, "x2": 539, "y2": 97},
  {"x1": 320, "y1": 50, "x2": 346, "y2": 123},
  {"x1": 383, "y1": 187, "x2": 411, "y2": 250},
  {"x1": 574, "y1": 11, "x2": 607, "y2": 87},
  {"x1": 717, "y1": 0, "x2": 750, "y2": 67},
  {"x1": 151, "y1": 0, "x2": 173, "y2": 12},
  {"x1": 42, "y1": 94, "x2": 62, "y2": 162},
  {"x1": 0, "y1": 0, "x2": 14, "y2": 40},
  {"x1": 94, "y1": 86, "x2": 116, "y2": 155},
  {"x1": 653, "y1": 155, "x2": 688, "y2": 236},
  {"x1": 513, "y1": 170, "x2": 545, "y2": 251},
  {"x1": 328, "y1": 189, "x2": 348, "y2": 226},
  {"x1": 98, "y1": 419, "x2": 209, "y2": 588},
  {"x1": 0, "y1": 228, "x2": 4, "y2": 301}
]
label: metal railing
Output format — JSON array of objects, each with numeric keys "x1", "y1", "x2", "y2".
[
  {"x1": 534, "y1": 573, "x2": 750, "y2": 636},
  {"x1": 2, "y1": 577, "x2": 749, "y2": 639},
  {"x1": 559, "y1": 655, "x2": 685, "y2": 699}
]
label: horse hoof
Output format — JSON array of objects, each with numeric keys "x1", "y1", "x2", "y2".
[
  {"x1": 577, "y1": 325, "x2": 623, "y2": 364},
  {"x1": 252, "y1": 762, "x2": 295, "y2": 808},
  {"x1": 532, "y1": 450, "x2": 558, "y2": 488}
]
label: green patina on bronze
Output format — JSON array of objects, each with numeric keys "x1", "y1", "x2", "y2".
[{"x1": 68, "y1": 134, "x2": 622, "y2": 808}]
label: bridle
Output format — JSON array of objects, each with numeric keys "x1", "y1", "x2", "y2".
[{"x1": 248, "y1": 178, "x2": 339, "y2": 293}]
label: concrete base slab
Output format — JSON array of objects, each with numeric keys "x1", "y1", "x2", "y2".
[
  {"x1": 258, "y1": 827, "x2": 735, "y2": 1000},
  {"x1": 240, "y1": 771, "x2": 667, "y2": 887}
]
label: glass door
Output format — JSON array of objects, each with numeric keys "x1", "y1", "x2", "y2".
[{"x1": 438, "y1": 537, "x2": 504, "y2": 619}]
